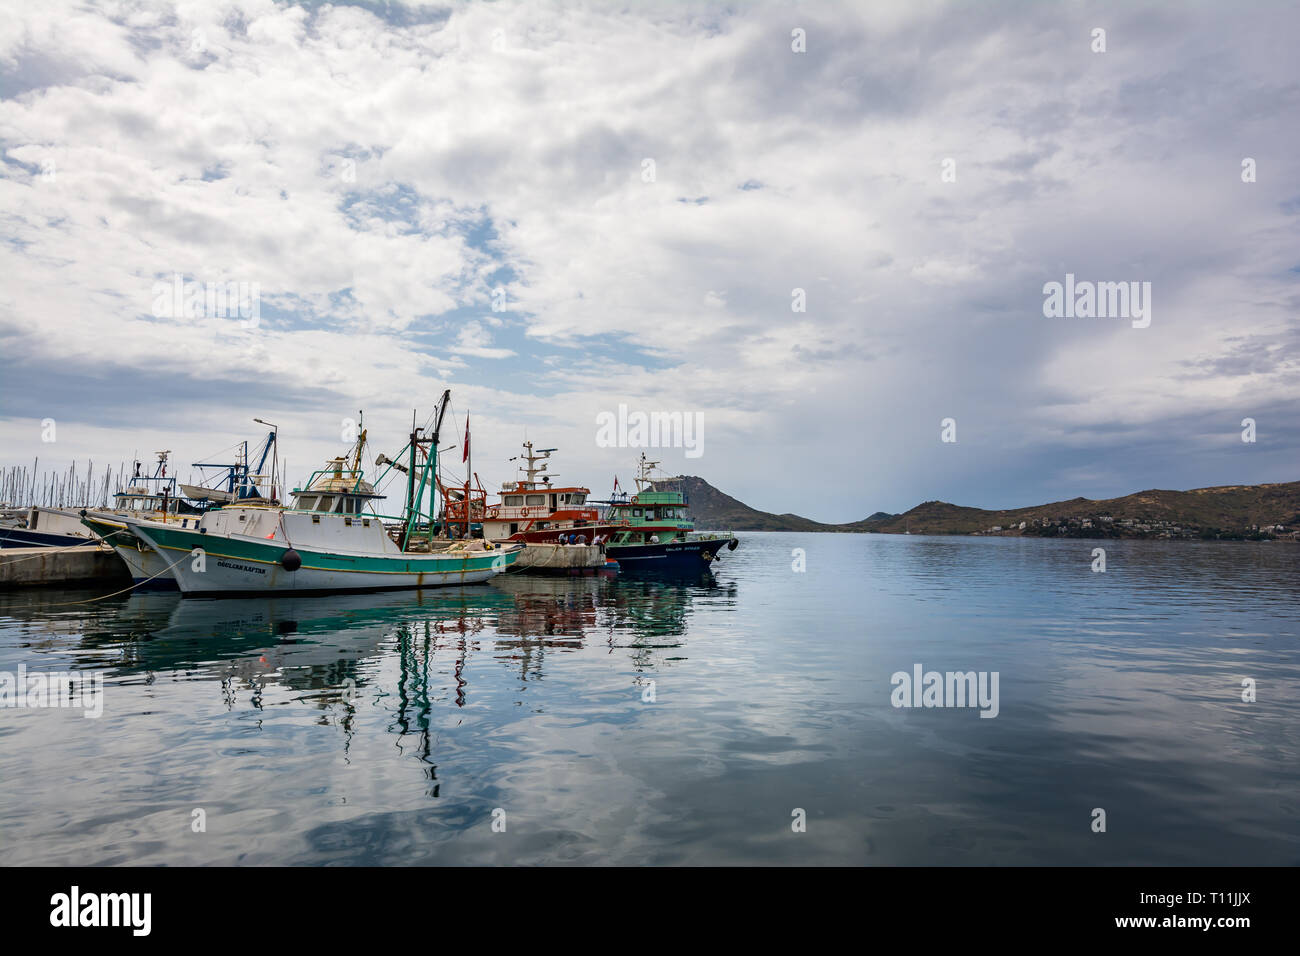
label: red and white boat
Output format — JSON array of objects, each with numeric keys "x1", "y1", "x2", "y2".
[{"x1": 479, "y1": 442, "x2": 605, "y2": 544}]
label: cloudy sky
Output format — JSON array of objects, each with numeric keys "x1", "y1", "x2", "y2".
[{"x1": 1, "y1": 0, "x2": 1296, "y2": 522}]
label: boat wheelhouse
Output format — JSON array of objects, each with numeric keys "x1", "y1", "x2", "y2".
[
  {"x1": 110, "y1": 450, "x2": 207, "y2": 520},
  {"x1": 481, "y1": 442, "x2": 602, "y2": 542}
]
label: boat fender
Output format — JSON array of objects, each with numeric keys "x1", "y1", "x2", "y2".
[
  {"x1": 727, "y1": 538, "x2": 738, "y2": 550},
  {"x1": 281, "y1": 548, "x2": 302, "y2": 572}
]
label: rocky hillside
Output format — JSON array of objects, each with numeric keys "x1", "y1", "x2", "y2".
[
  {"x1": 653, "y1": 476, "x2": 847, "y2": 531},
  {"x1": 864, "y1": 482, "x2": 1300, "y2": 537},
  {"x1": 653, "y1": 476, "x2": 1300, "y2": 538}
]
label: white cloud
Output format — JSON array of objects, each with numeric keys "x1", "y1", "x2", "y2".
[{"x1": 0, "y1": 0, "x2": 1297, "y2": 518}]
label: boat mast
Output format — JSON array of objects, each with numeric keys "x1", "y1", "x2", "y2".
[
  {"x1": 400, "y1": 389, "x2": 451, "y2": 548},
  {"x1": 511, "y1": 441, "x2": 553, "y2": 490},
  {"x1": 404, "y1": 410, "x2": 417, "y2": 546},
  {"x1": 253, "y1": 419, "x2": 279, "y2": 501},
  {"x1": 464, "y1": 412, "x2": 471, "y2": 539},
  {"x1": 634, "y1": 452, "x2": 660, "y2": 493},
  {"x1": 430, "y1": 390, "x2": 451, "y2": 542}
]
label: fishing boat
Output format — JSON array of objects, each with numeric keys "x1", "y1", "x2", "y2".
[
  {"x1": 599, "y1": 454, "x2": 738, "y2": 571},
  {"x1": 80, "y1": 440, "x2": 276, "y2": 588},
  {"x1": 3, "y1": 451, "x2": 203, "y2": 552},
  {"x1": 424, "y1": 441, "x2": 611, "y2": 574},
  {"x1": 91, "y1": 397, "x2": 522, "y2": 595},
  {"x1": 478, "y1": 442, "x2": 603, "y2": 543},
  {"x1": 0, "y1": 506, "x2": 101, "y2": 549}
]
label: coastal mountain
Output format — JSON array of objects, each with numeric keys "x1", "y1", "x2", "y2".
[
  {"x1": 655, "y1": 476, "x2": 849, "y2": 532},
  {"x1": 867, "y1": 482, "x2": 1300, "y2": 537},
  {"x1": 661, "y1": 476, "x2": 1300, "y2": 538}
]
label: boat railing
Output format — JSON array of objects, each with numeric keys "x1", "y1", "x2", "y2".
[{"x1": 490, "y1": 505, "x2": 545, "y2": 519}]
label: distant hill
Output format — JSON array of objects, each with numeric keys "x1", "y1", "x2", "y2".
[
  {"x1": 868, "y1": 482, "x2": 1300, "y2": 538},
  {"x1": 656, "y1": 476, "x2": 1300, "y2": 538},
  {"x1": 657, "y1": 476, "x2": 847, "y2": 531}
]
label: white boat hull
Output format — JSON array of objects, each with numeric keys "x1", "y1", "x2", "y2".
[{"x1": 122, "y1": 510, "x2": 519, "y2": 594}]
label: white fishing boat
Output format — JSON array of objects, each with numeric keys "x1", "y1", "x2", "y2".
[
  {"x1": 92, "y1": 396, "x2": 522, "y2": 595},
  {"x1": 80, "y1": 445, "x2": 269, "y2": 587}
]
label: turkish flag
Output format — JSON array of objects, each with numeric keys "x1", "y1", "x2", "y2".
[{"x1": 463, "y1": 415, "x2": 470, "y2": 463}]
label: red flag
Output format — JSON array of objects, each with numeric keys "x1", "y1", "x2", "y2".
[
  {"x1": 462, "y1": 415, "x2": 470, "y2": 463},
  {"x1": 613, "y1": 476, "x2": 620, "y2": 492}
]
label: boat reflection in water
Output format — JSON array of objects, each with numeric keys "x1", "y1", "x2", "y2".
[
  {"x1": 492, "y1": 569, "x2": 735, "y2": 678},
  {"x1": 0, "y1": 569, "x2": 736, "y2": 808}
]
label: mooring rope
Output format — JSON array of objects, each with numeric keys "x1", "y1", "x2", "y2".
[
  {"x1": 34, "y1": 549, "x2": 194, "y2": 606},
  {"x1": 0, "y1": 529, "x2": 130, "y2": 566}
]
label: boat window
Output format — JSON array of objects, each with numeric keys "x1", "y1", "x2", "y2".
[
  {"x1": 312, "y1": 514, "x2": 321, "y2": 524},
  {"x1": 362, "y1": 518, "x2": 370, "y2": 527},
  {"x1": 298, "y1": 496, "x2": 317, "y2": 510},
  {"x1": 344, "y1": 517, "x2": 352, "y2": 526},
  {"x1": 572, "y1": 494, "x2": 585, "y2": 504},
  {"x1": 526, "y1": 494, "x2": 545, "y2": 506},
  {"x1": 633, "y1": 508, "x2": 642, "y2": 517},
  {"x1": 505, "y1": 496, "x2": 522, "y2": 506}
]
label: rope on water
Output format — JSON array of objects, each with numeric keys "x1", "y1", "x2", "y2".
[{"x1": 34, "y1": 549, "x2": 195, "y2": 606}]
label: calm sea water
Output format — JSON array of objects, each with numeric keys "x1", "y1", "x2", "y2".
[{"x1": 1, "y1": 532, "x2": 1296, "y2": 866}]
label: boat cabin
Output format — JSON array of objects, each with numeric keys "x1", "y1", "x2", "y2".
[
  {"x1": 480, "y1": 441, "x2": 599, "y2": 539},
  {"x1": 112, "y1": 487, "x2": 204, "y2": 517},
  {"x1": 289, "y1": 456, "x2": 384, "y2": 516}
]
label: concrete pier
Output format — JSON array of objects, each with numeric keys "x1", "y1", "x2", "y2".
[
  {"x1": 0, "y1": 546, "x2": 129, "y2": 588},
  {"x1": 508, "y1": 542, "x2": 611, "y2": 573}
]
